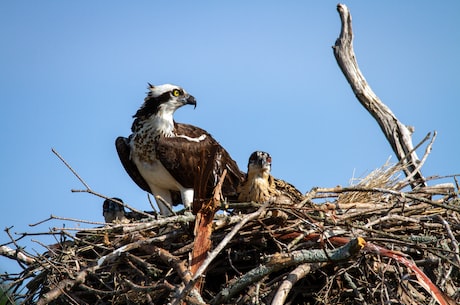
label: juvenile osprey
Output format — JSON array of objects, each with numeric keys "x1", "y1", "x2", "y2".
[
  {"x1": 116, "y1": 84, "x2": 244, "y2": 215},
  {"x1": 103, "y1": 198, "x2": 128, "y2": 223},
  {"x1": 237, "y1": 151, "x2": 304, "y2": 205}
]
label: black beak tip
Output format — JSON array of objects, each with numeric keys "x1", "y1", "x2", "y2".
[{"x1": 187, "y1": 95, "x2": 197, "y2": 109}]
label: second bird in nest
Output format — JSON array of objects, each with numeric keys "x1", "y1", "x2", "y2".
[{"x1": 237, "y1": 151, "x2": 304, "y2": 205}]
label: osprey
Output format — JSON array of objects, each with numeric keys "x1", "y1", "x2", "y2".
[
  {"x1": 237, "y1": 151, "x2": 304, "y2": 204},
  {"x1": 116, "y1": 84, "x2": 244, "y2": 215},
  {"x1": 103, "y1": 198, "x2": 129, "y2": 223},
  {"x1": 103, "y1": 198, "x2": 154, "y2": 222}
]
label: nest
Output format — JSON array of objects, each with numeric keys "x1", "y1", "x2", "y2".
[{"x1": 1, "y1": 164, "x2": 460, "y2": 305}]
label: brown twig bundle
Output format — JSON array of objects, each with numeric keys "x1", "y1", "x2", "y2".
[{"x1": 1, "y1": 164, "x2": 459, "y2": 305}]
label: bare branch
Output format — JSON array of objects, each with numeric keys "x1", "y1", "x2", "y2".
[
  {"x1": 333, "y1": 4, "x2": 427, "y2": 189},
  {"x1": 271, "y1": 263, "x2": 318, "y2": 305},
  {"x1": 52, "y1": 148, "x2": 92, "y2": 191}
]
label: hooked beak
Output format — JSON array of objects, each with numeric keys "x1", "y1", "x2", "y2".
[{"x1": 185, "y1": 95, "x2": 197, "y2": 109}]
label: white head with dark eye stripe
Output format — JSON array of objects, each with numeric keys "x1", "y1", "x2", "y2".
[
  {"x1": 134, "y1": 83, "x2": 196, "y2": 120},
  {"x1": 131, "y1": 83, "x2": 197, "y2": 135},
  {"x1": 248, "y1": 151, "x2": 272, "y2": 174}
]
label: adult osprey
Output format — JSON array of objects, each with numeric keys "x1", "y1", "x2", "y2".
[
  {"x1": 237, "y1": 151, "x2": 304, "y2": 204},
  {"x1": 116, "y1": 84, "x2": 244, "y2": 215}
]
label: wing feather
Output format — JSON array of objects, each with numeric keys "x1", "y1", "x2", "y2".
[
  {"x1": 115, "y1": 136, "x2": 151, "y2": 193},
  {"x1": 155, "y1": 123, "x2": 244, "y2": 201}
]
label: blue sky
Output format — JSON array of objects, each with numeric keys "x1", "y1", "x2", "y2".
[{"x1": 1, "y1": 1, "x2": 459, "y2": 275}]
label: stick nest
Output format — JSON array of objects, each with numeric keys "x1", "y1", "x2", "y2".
[{"x1": 2, "y1": 164, "x2": 460, "y2": 305}]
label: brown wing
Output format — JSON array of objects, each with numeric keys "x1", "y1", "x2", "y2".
[
  {"x1": 116, "y1": 136, "x2": 190, "y2": 206},
  {"x1": 274, "y1": 178, "x2": 304, "y2": 204},
  {"x1": 155, "y1": 123, "x2": 244, "y2": 201},
  {"x1": 116, "y1": 136, "x2": 151, "y2": 193}
]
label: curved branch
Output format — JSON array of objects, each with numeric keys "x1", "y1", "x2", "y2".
[{"x1": 333, "y1": 4, "x2": 426, "y2": 189}]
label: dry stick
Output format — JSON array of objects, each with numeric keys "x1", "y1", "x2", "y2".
[
  {"x1": 342, "y1": 271, "x2": 368, "y2": 305},
  {"x1": 36, "y1": 243, "x2": 192, "y2": 304},
  {"x1": 36, "y1": 266, "x2": 96, "y2": 305},
  {"x1": 0, "y1": 245, "x2": 36, "y2": 265},
  {"x1": 333, "y1": 4, "x2": 426, "y2": 190},
  {"x1": 212, "y1": 237, "x2": 366, "y2": 305},
  {"x1": 171, "y1": 202, "x2": 270, "y2": 305},
  {"x1": 52, "y1": 148, "x2": 154, "y2": 219},
  {"x1": 30, "y1": 214, "x2": 106, "y2": 227},
  {"x1": 395, "y1": 131, "x2": 437, "y2": 190},
  {"x1": 153, "y1": 247, "x2": 206, "y2": 305},
  {"x1": 72, "y1": 189, "x2": 154, "y2": 219},
  {"x1": 436, "y1": 215, "x2": 460, "y2": 267},
  {"x1": 315, "y1": 185, "x2": 460, "y2": 213},
  {"x1": 271, "y1": 263, "x2": 318, "y2": 305},
  {"x1": 52, "y1": 148, "x2": 92, "y2": 190}
]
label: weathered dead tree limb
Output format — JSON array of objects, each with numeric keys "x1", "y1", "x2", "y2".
[
  {"x1": 0, "y1": 245, "x2": 36, "y2": 265},
  {"x1": 333, "y1": 4, "x2": 427, "y2": 190}
]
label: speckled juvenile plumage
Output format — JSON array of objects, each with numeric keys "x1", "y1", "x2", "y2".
[{"x1": 238, "y1": 151, "x2": 303, "y2": 205}]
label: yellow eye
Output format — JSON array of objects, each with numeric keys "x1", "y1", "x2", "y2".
[{"x1": 172, "y1": 89, "x2": 181, "y2": 97}]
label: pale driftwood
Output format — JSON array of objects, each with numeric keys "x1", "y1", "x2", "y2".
[
  {"x1": 271, "y1": 263, "x2": 318, "y2": 305},
  {"x1": 333, "y1": 4, "x2": 427, "y2": 190},
  {"x1": 0, "y1": 245, "x2": 36, "y2": 265}
]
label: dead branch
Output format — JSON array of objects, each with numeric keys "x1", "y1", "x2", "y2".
[
  {"x1": 271, "y1": 263, "x2": 318, "y2": 305},
  {"x1": 172, "y1": 202, "x2": 269, "y2": 305},
  {"x1": 212, "y1": 237, "x2": 366, "y2": 305},
  {"x1": 0, "y1": 245, "x2": 36, "y2": 265},
  {"x1": 333, "y1": 4, "x2": 427, "y2": 190}
]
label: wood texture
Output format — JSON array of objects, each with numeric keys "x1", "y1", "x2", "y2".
[{"x1": 333, "y1": 4, "x2": 426, "y2": 189}]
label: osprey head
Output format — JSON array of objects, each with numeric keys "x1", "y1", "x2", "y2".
[
  {"x1": 102, "y1": 197, "x2": 125, "y2": 216},
  {"x1": 133, "y1": 83, "x2": 196, "y2": 119},
  {"x1": 248, "y1": 151, "x2": 272, "y2": 174}
]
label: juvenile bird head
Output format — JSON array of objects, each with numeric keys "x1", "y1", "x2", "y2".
[
  {"x1": 102, "y1": 197, "x2": 127, "y2": 223},
  {"x1": 247, "y1": 151, "x2": 272, "y2": 175}
]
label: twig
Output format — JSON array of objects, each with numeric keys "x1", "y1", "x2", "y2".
[
  {"x1": 343, "y1": 271, "x2": 368, "y2": 305},
  {"x1": 155, "y1": 195, "x2": 175, "y2": 215},
  {"x1": 147, "y1": 193, "x2": 158, "y2": 214},
  {"x1": 172, "y1": 202, "x2": 270, "y2": 305},
  {"x1": 30, "y1": 214, "x2": 106, "y2": 227},
  {"x1": 36, "y1": 266, "x2": 96, "y2": 305},
  {"x1": 436, "y1": 215, "x2": 460, "y2": 267},
  {"x1": 72, "y1": 189, "x2": 154, "y2": 219},
  {"x1": 0, "y1": 245, "x2": 36, "y2": 265},
  {"x1": 271, "y1": 263, "x2": 317, "y2": 305},
  {"x1": 52, "y1": 148, "x2": 92, "y2": 191},
  {"x1": 395, "y1": 131, "x2": 437, "y2": 190},
  {"x1": 316, "y1": 186, "x2": 460, "y2": 213},
  {"x1": 52, "y1": 148, "x2": 154, "y2": 220},
  {"x1": 212, "y1": 237, "x2": 366, "y2": 305}
]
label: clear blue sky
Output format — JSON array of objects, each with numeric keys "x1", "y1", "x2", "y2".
[{"x1": 1, "y1": 1, "x2": 459, "y2": 275}]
